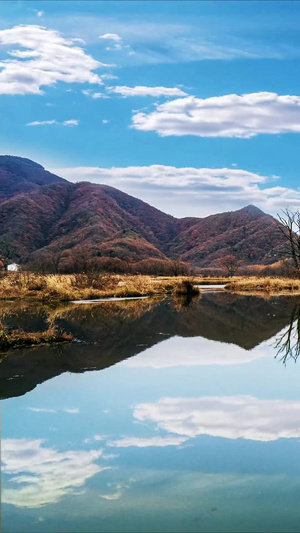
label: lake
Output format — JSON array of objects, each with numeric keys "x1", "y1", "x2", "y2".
[{"x1": 1, "y1": 292, "x2": 300, "y2": 532}]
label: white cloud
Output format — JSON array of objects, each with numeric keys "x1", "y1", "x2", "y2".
[
  {"x1": 52, "y1": 162, "x2": 300, "y2": 218},
  {"x1": 37, "y1": 11, "x2": 44, "y2": 18},
  {"x1": 102, "y1": 453, "x2": 119, "y2": 460},
  {"x1": 62, "y1": 119, "x2": 79, "y2": 126},
  {"x1": 102, "y1": 119, "x2": 109, "y2": 124},
  {"x1": 27, "y1": 120, "x2": 56, "y2": 126},
  {"x1": 102, "y1": 73, "x2": 119, "y2": 80},
  {"x1": 51, "y1": 163, "x2": 300, "y2": 217},
  {"x1": 108, "y1": 435, "x2": 188, "y2": 447},
  {"x1": 82, "y1": 89, "x2": 109, "y2": 99},
  {"x1": 107, "y1": 85, "x2": 188, "y2": 97},
  {"x1": 94, "y1": 435, "x2": 108, "y2": 441},
  {"x1": 134, "y1": 396, "x2": 300, "y2": 442},
  {"x1": 28, "y1": 407, "x2": 56, "y2": 413},
  {"x1": 99, "y1": 31, "x2": 132, "y2": 53},
  {"x1": 28, "y1": 407, "x2": 80, "y2": 414},
  {"x1": 99, "y1": 32, "x2": 125, "y2": 52},
  {"x1": 84, "y1": 435, "x2": 108, "y2": 444},
  {"x1": 51, "y1": 164, "x2": 270, "y2": 188},
  {"x1": 27, "y1": 119, "x2": 78, "y2": 127},
  {"x1": 132, "y1": 92, "x2": 300, "y2": 138},
  {"x1": 0, "y1": 25, "x2": 104, "y2": 95},
  {"x1": 100, "y1": 491, "x2": 122, "y2": 500},
  {"x1": 1, "y1": 439, "x2": 109, "y2": 508},
  {"x1": 99, "y1": 33, "x2": 122, "y2": 43}
]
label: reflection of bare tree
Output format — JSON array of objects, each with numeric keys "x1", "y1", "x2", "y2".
[
  {"x1": 171, "y1": 293, "x2": 201, "y2": 311},
  {"x1": 275, "y1": 305, "x2": 300, "y2": 363}
]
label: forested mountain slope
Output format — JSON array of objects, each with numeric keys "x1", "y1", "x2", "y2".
[{"x1": 0, "y1": 156, "x2": 286, "y2": 268}]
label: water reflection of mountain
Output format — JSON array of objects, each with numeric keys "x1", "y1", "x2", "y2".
[{"x1": 0, "y1": 293, "x2": 299, "y2": 400}]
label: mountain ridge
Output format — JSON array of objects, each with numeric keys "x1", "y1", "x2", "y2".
[
  {"x1": 0, "y1": 156, "x2": 286, "y2": 270},
  {"x1": 0, "y1": 155, "x2": 67, "y2": 200}
]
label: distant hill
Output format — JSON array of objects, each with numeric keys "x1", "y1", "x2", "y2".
[
  {"x1": 0, "y1": 156, "x2": 287, "y2": 270},
  {"x1": 173, "y1": 205, "x2": 282, "y2": 266}
]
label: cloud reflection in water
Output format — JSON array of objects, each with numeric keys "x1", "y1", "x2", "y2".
[
  {"x1": 2, "y1": 439, "x2": 109, "y2": 508},
  {"x1": 132, "y1": 395, "x2": 300, "y2": 442}
]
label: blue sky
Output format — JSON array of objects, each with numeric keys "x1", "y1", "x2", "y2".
[{"x1": 1, "y1": 1, "x2": 300, "y2": 216}]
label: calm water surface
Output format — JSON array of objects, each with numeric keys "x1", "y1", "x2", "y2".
[{"x1": 1, "y1": 293, "x2": 300, "y2": 532}]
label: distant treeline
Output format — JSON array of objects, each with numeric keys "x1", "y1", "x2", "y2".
[
  {"x1": 27, "y1": 253, "x2": 193, "y2": 276},
  {"x1": 22, "y1": 250, "x2": 296, "y2": 278}
]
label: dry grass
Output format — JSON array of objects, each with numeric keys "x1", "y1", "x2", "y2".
[
  {"x1": 225, "y1": 276, "x2": 300, "y2": 293},
  {"x1": 0, "y1": 273, "x2": 203, "y2": 302},
  {"x1": 0, "y1": 322, "x2": 73, "y2": 351},
  {"x1": 3, "y1": 272, "x2": 300, "y2": 301}
]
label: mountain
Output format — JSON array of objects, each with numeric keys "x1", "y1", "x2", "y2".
[
  {"x1": 173, "y1": 205, "x2": 282, "y2": 266},
  {"x1": 0, "y1": 156, "x2": 67, "y2": 199},
  {"x1": 0, "y1": 155, "x2": 287, "y2": 269}
]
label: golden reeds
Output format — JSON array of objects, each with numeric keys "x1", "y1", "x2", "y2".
[
  {"x1": 0, "y1": 273, "x2": 205, "y2": 302},
  {"x1": 225, "y1": 276, "x2": 300, "y2": 293}
]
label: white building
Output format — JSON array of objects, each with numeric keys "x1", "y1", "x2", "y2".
[{"x1": 7, "y1": 263, "x2": 20, "y2": 272}]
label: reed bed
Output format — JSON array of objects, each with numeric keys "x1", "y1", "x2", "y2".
[
  {"x1": 225, "y1": 276, "x2": 300, "y2": 293},
  {"x1": 2, "y1": 272, "x2": 300, "y2": 301},
  {"x1": 0, "y1": 273, "x2": 203, "y2": 302}
]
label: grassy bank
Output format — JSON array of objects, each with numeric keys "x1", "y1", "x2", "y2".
[
  {"x1": 0, "y1": 273, "x2": 206, "y2": 302},
  {"x1": 225, "y1": 277, "x2": 300, "y2": 294},
  {"x1": 3, "y1": 272, "x2": 300, "y2": 301},
  {"x1": 0, "y1": 323, "x2": 73, "y2": 351}
]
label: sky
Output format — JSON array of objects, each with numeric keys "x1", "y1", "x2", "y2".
[{"x1": 1, "y1": 1, "x2": 300, "y2": 217}]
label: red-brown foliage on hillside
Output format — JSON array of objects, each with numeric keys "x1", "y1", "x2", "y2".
[{"x1": 0, "y1": 156, "x2": 288, "y2": 272}]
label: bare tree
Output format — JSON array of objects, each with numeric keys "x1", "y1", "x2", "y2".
[
  {"x1": 45, "y1": 249, "x2": 66, "y2": 274},
  {"x1": 31, "y1": 249, "x2": 65, "y2": 274},
  {"x1": 277, "y1": 209, "x2": 300, "y2": 273},
  {"x1": 70, "y1": 247, "x2": 89, "y2": 273},
  {"x1": 218, "y1": 255, "x2": 243, "y2": 277},
  {"x1": 169, "y1": 259, "x2": 190, "y2": 277}
]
